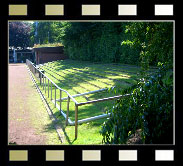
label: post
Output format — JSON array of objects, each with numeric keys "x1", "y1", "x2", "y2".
[
  {"x1": 48, "y1": 79, "x2": 49, "y2": 98},
  {"x1": 39, "y1": 71, "x2": 41, "y2": 85},
  {"x1": 51, "y1": 82, "x2": 52, "y2": 100},
  {"x1": 66, "y1": 96, "x2": 70, "y2": 126},
  {"x1": 43, "y1": 76, "x2": 44, "y2": 90},
  {"x1": 60, "y1": 89, "x2": 62, "y2": 111},
  {"x1": 55, "y1": 86, "x2": 56, "y2": 108},
  {"x1": 75, "y1": 104, "x2": 78, "y2": 139},
  {"x1": 45, "y1": 77, "x2": 46, "y2": 94}
]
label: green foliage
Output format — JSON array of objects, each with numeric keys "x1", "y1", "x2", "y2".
[
  {"x1": 100, "y1": 63, "x2": 173, "y2": 144},
  {"x1": 122, "y1": 22, "x2": 173, "y2": 68},
  {"x1": 62, "y1": 22, "x2": 125, "y2": 63},
  {"x1": 61, "y1": 22, "x2": 173, "y2": 66},
  {"x1": 29, "y1": 22, "x2": 173, "y2": 66},
  {"x1": 100, "y1": 22, "x2": 173, "y2": 144},
  {"x1": 30, "y1": 21, "x2": 65, "y2": 46}
]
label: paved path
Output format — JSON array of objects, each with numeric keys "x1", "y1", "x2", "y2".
[{"x1": 8, "y1": 63, "x2": 61, "y2": 145}]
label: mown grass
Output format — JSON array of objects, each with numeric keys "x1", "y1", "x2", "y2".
[
  {"x1": 33, "y1": 59, "x2": 156, "y2": 144},
  {"x1": 27, "y1": 85, "x2": 61, "y2": 145}
]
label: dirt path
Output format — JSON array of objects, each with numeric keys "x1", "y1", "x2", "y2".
[{"x1": 8, "y1": 63, "x2": 61, "y2": 145}]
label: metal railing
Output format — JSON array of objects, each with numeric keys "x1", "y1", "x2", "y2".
[{"x1": 26, "y1": 59, "x2": 129, "y2": 139}]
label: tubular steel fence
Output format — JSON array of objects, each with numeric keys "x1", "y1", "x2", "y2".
[{"x1": 26, "y1": 59, "x2": 130, "y2": 139}]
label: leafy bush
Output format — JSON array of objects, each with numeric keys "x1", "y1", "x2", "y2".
[
  {"x1": 62, "y1": 22, "x2": 142, "y2": 64},
  {"x1": 122, "y1": 22, "x2": 173, "y2": 67},
  {"x1": 100, "y1": 63, "x2": 173, "y2": 144}
]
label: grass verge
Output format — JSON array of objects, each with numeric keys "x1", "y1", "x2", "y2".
[{"x1": 31, "y1": 59, "x2": 155, "y2": 144}]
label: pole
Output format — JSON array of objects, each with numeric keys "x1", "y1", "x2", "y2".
[
  {"x1": 60, "y1": 89, "x2": 62, "y2": 111},
  {"x1": 48, "y1": 79, "x2": 49, "y2": 98},
  {"x1": 75, "y1": 104, "x2": 78, "y2": 139},
  {"x1": 43, "y1": 76, "x2": 44, "y2": 90},
  {"x1": 66, "y1": 96, "x2": 70, "y2": 126},
  {"x1": 40, "y1": 71, "x2": 41, "y2": 85},
  {"x1": 51, "y1": 82, "x2": 52, "y2": 100},
  {"x1": 45, "y1": 77, "x2": 46, "y2": 93},
  {"x1": 55, "y1": 86, "x2": 56, "y2": 108}
]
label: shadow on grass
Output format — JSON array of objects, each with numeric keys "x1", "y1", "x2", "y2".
[
  {"x1": 43, "y1": 119, "x2": 75, "y2": 145},
  {"x1": 33, "y1": 60, "x2": 150, "y2": 144},
  {"x1": 38, "y1": 94, "x2": 77, "y2": 144},
  {"x1": 41, "y1": 97, "x2": 109, "y2": 144},
  {"x1": 42, "y1": 59, "x2": 140, "y2": 90}
]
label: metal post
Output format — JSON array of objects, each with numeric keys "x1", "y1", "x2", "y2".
[
  {"x1": 75, "y1": 104, "x2": 78, "y2": 139},
  {"x1": 60, "y1": 89, "x2": 62, "y2": 111},
  {"x1": 45, "y1": 77, "x2": 46, "y2": 94},
  {"x1": 40, "y1": 71, "x2": 41, "y2": 85},
  {"x1": 48, "y1": 79, "x2": 49, "y2": 98},
  {"x1": 43, "y1": 76, "x2": 44, "y2": 90},
  {"x1": 55, "y1": 86, "x2": 56, "y2": 108},
  {"x1": 40, "y1": 72, "x2": 42, "y2": 86},
  {"x1": 51, "y1": 82, "x2": 52, "y2": 100},
  {"x1": 66, "y1": 96, "x2": 70, "y2": 126}
]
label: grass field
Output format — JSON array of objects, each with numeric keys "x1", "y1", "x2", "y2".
[{"x1": 33, "y1": 59, "x2": 155, "y2": 144}]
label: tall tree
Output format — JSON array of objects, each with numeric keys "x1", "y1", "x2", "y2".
[
  {"x1": 122, "y1": 22, "x2": 173, "y2": 68},
  {"x1": 62, "y1": 22, "x2": 124, "y2": 62},
  {"x1": 30, "y1": 21, "x2": 65, "y2": 45},
  {"x1": 9, "y1": 22, "x2": 32, "y2": 49},
  {"x1": 100, "y1": 22, "x2": 174, "y2": 144}
]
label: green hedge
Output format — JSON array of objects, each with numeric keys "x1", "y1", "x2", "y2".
[
  {"x1": 62, "y1": 22, "x2": 141, "y2": 64},
  {"x1": 61, "y1": 22, "x2": 173, "y2": 67}
]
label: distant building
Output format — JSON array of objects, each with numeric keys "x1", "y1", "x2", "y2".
[
  {"x1": 9, "y1": 48, "x2": 34, "y2": 63},
  {"x1": 33, "y1": 46, "x2": 68, "y2": 65}
]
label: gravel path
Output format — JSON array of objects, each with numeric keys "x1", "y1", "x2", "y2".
[{"x1": 8, "y1": 63, "x2": 61, "y2": 145}]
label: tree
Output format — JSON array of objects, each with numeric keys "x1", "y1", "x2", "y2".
[
  {"x1": 30, "y1": 21, "x2": 65, "y2": 45},
  {"x1": 122, "y1": 22, "x2": 173, "y2": 69},
  {"x1": 100, "y1": 22, "x2": 174, "y2": 144},
  {"x1": 9, "y1": 22, "x2": 32, "y2": 49},
  {"x1": 62, "y1": 22, "x2": 125, "y2": 62}
]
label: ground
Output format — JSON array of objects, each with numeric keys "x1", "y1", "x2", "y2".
[
  {"x1": 37, "y1": 60, "x2": 146, "y2": 144},
  {"x1": 8, "y1": 62, "x2": 144, "y2": 145},
  {"x1": 8, "y1": 63, "x2": 61, "y2": 145}
]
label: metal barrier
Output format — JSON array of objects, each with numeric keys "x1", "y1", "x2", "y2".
[{"x1": 26, "y1": 59, "x2": 129, "y2": 139}]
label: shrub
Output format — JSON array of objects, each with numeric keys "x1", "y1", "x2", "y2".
[
  {"x1": 100, "y1": 63, "x2": 173, "y2": 144},
  {"x1": 62, "y1": 22, "x2": 141, "y2": 64}
]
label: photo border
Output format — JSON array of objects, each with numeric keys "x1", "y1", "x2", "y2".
[{"x1": 0, "y1": 0, "x2": 180, "y2": 165}]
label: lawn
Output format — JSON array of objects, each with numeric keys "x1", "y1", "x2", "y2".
[{"x1": 32, "y1": 59, "x2": 156, "y2": 144}]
